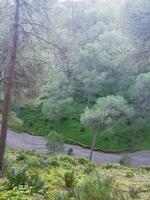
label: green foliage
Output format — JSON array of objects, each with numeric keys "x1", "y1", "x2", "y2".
[
  {"x1": 114, "y1": 119, "x2": 145, "y2": 152},
  {"x1": 64, "y1": 171, "x2": 75, "y2": 189},
  {"x1": 126, "y1": 171, "x2": 134, "y2": 178},
  {"x1": 67, "y1": 148, "x2": 74, "y2": 156},
  {"x1": 0, "y1": 185, "x2": 32, "y2": 200},
  {"x1": 81, "y1": 95, "x2": 134, "y2": 131},
  {"x1": 47, "y1": 131, "x2": 64, "y2": 154},
  {"x1": 15, "y1": 106, "x2": 150, "y2": 152},
  {"x1": 6, "y1": 165, "x2": 29, "y2": 189},
  {"x1": 16, "y1": 151, "x2": 27, "y2": 161},
  {"x1": 129, "y1": 72, "x2": 150, "y2": 119},
  {"x1": 1, "y1": 149, "x2": 150, "y2": 200},
  {"x1": 42, "y1": 72, "x2": 73, "y2": 121},
  {"x1": 129, "y1": 187, "x2": 139, "y2": 198},
  {"x1": 6, "y1": 165, "x2": 44, "y2": 194},
  {"x1": 81, "y1": 95, "x2": 134, "y2": 159},
  {"x1": 119, "y1": 155, "x2": 132, "y2": 167},
  {"x1": 5, "y1": 0, "x2": 150, "y2": 155},
  {"x1": 74, "y1": 176, "x2": 126, "y2": 200}
]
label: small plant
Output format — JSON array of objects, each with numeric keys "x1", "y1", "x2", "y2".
[
  {"x1": 78, "y1": 157, "x2": 90, "y2": 165},
  {"x1": 55, "y1": 192, "x2": 70, "y2": 200},
  {"x1": 74, "y1": 175, "x2": 126, "y2": 200},
  {"x1": 129, "y1": 187, "x2": 139, "y2": 198},
  {"x1": 16, "y1": 151, "x2": 27, "y2": 161},
  {"x1": 64, "y1": 171, "x2": 75, "y2": 189},
  {"x1": 47, "y1": 131, "x2": 64, "y2": 154},
  {"x1": 50, "y1": 158, "x2": 60, "y2": 167},
  {"x1": 80, "y1": 127, "x2": 85, "y2": 132},
  {"x1": 126, "y1": 171, "x2": 134, "y2": 178},
  {"x1": 119, "y1": 155, "x2": 132, "y2": 167},
  {"x1": 67, "y1": 148, "x2": 74, "y2": 156},
  {"x1": 6, "y1": 165, "x2": 29, "y2": 188},
  {"x1": 6, "y1": 165, "x2": 44, "y2": 194},
  {"x1": 27, "y1": 173, "x2": 45, "y2": 194},
  {"x1": 75, "y1": 177, "x2": 112, "y2": 200}
]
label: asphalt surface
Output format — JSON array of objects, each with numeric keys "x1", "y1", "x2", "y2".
[{"x1": 6, "y1": 129, "x2": 150, "y2": 167}]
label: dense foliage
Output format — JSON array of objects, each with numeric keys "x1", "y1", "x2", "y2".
[
  {"x1": 0, "y1": 149, "x2": 150, "y2": 199},
  {"x1": 0, "y1": 0, "x2": 150, "y2": 151}
]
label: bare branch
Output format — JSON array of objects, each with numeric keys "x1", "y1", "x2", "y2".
[{"x1": 20, "y1": 30, "x2": 68, "y2": 60}]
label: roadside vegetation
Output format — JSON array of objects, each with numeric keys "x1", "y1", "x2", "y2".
[
  {"x1": 8, "y1": 105, "x2": 149, "y2": 153},
  {"x1": 0, "y1": 0, "x2": 149, "y2": 198},
  {"x1": 0, "y1": 149, "x2": 150, "y2": 200}
]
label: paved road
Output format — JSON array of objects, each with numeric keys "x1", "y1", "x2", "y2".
[{"x1": 6, "y1": 129, "x2": 150, "y2": 167}]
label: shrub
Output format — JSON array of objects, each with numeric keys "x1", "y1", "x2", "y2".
[
  {"x1": 67, "y1": 148, "x2": 74, "y2": 156},
  {"x1": 74, "y1": 176, "x2": 126, "y2": 200},
  {"x1": 27, "y1": 173, "x2": 45, "y2": 194},
  {"x1": 126, "y1": 171, "x2": 134, "y2": 178},
  {"x1": 0, "y1": 185, "x2": 32, "y2": 200},
  {"x1": 50, "y1": 157, "x2": 60, "y2": 167},
  {"x1": 39, "y1": 157, "x2": 51, "y2": 168},
  {"x1": 64, "y1": 171, "x2": 75, "y2": 189},
  {"x1": 119, "y1": 155, "x2": 132, "y2": 167},
  {"x1": 129, "y1": 187, "x2": 139, "y2": 198},
  {"x1": 55, "y1": 192, "x2": 70, "y2": 200},
  {"x1": 47, "y1": 131, "x2": 64, "y2": 154},
  {"x1": 77, "y1": 157, "x2": 90, "y2": 165},
  {"x1": 6, "y1": 165, "x2": 44, "y2": 194},
  {"x1": 6, "y1": 165, "x2": 29, "y2": 188},
  {"x1": 16, "y1": 151, "x2": 27, "y2": 161},
  {"x1": 9, "y1": 111, "x2": 23, "y2": 127},
  {"x1": 75, "y1": 176, "x2": 113, "y2": 200}
]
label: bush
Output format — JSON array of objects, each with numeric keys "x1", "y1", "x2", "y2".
[
  {"x1": 75, "y1": 177, "x2": 113, "y2": 200},
  {"x1": 16, "y1": 151, "x2": 27, "y2": 161},
  {"x1": 47, "y1": 131, "x2": 64, "y2": 154},
  {"x1": 64, "y1": 171, "x2": 75, "y2": 189},
  {"x1": 0, "y1": 185, "x2": 32, "y2": 200},
  {"x1": 119, "y1": 155, "x2": 132, "y2": 167},
  {"x1": 67, "y1": 148, "x2": 74, "y2": 156},
  {"x1": 77, "y1": 157, "x2": 90, "y2": 165},
  {"x1": 6, "y1": 165, "x2": 44, "y2": 194},
  {"x1": 126, "y1": 171, "x2": 134, "y2": 178},
  {"x1": 6, "y1": 165, "x2": 29, "y2": 188},
  {"x1": 74, "y1": 175, "x2": 126, "y2": 200},
  {"x1": 129, "y1": 187, "x2": 139, "y2": 198},
  {"x1": 55, "y1": 192, "x2": 70, "y2": 200},
  {"x1": 9, "y1": 111, "x2": 23, "y2": 127}
]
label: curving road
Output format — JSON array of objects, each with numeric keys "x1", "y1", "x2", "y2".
[{"x1": 6, "y1": 129, "x2": 150, "y2": 167}]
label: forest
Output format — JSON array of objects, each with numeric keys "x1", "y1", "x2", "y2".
[{"x1": 0, "y1": 0, "x2": 150, "y2": 199}]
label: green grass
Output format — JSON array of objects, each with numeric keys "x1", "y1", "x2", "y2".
[{"x1": 13, "y1": 105, "x2": 150, "y2": 153}]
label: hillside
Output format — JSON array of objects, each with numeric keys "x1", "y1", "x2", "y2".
[
  {"x1": 10, "y1": 106, "x2": 150, "y2": 153},
  {"x1": 0, "y1": 149, "x2": 150, "y2": 200}
]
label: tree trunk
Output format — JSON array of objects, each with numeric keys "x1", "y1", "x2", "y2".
[
  {"x1": 89, "y1": 131, "x2": 98, "y2": 161},
  {"x1": 0, "y1": 0, "x2": 20, "y2": 178}
]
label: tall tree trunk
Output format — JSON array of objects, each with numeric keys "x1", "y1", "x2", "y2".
[
  {"x1": 89, "y1": 130, "x2": 98, "y2": 161},
  {"x1": 0, "y1": 0, "x2": 20, "y2": 178}
]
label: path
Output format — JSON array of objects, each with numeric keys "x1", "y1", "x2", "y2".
[{"x1": 6, "y1": 129, "x2": 150, "y2": 167}]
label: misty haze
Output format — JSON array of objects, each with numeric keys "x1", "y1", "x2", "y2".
[{"x1": 0, "y1": 0, "x2": 150, "y2": 199}]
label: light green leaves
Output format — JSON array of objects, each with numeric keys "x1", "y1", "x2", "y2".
[{"x1": 81, "y1": 95, "x2": 134, "y2": 131}]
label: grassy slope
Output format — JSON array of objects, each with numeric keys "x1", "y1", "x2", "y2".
[
  {"x1": 12, "y1": 105, "x2": 150, "y2": 153},
  {"x1": 0, "y1": 149, "x2": 150, "y2": 200}
]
